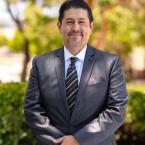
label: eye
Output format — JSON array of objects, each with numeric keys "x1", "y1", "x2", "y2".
[
  {"x1": 66, "y1": 21, "x2": 73, "y2": 24},
  {"x1": 79, "y1": 21, "x2": 85, "y2": 24}
]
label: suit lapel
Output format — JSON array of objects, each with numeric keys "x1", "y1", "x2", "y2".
[
  {"x1": 71, "y1": 45, "x2": 96, "y2": 120},
  {"x1": 54, "y1": 48, "x2": 70, "y2": 117},
  {"x1": 54, "y1": 46, "x2": 97, "y2": 121}
]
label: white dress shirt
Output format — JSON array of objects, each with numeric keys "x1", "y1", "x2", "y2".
[{"x1": 64, "y1": 45, "x2": 87, "y2": 84}]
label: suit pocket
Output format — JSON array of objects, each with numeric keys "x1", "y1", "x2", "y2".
[{"x1": 88, "y1": 77, "x2": 106, "y2": 86}]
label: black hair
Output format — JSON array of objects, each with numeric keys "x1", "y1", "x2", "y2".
[{"x1": 59, "y1": 0, "x2": 94, "y2": 23}]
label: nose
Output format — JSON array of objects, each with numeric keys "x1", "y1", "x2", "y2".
[{"x1": 72, "y1": 22, "x2": 80, "y2": 31}]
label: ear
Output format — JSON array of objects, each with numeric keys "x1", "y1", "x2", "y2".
[
  {"x1": 57, "y1": 21, "x2": 62, "y2": 32},
  {"x1": 90, "y1": 21, "x2": 94, "y2": 31}
]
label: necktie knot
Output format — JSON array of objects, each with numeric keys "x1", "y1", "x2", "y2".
[{"x1": 70, "y1": 57, "x2": 78, "y2": 65}]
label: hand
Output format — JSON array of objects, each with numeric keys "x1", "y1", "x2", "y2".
[
  {"x1": 54, "y1": 137, "x2": 64, "y2": 144},
  {"x1": 60, "y1": 135, "x2": 80, "y2": 145}
]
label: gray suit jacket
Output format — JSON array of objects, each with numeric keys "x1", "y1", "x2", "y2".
[{"x1": 24, "y1": 45, "x2": 128, "y2": 145}]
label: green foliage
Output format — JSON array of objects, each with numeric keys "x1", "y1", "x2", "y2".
[
  {"x1": 0, "y1": 81, "x2": 145, "y2": 144},
  {"x1": 6, "y1": 2, "x2": 63, "y2": 55},
  {"x1": 0, "y1": 83, "x2": 34, "y2": 145},
  {"x1": 0, "y1": 35, "x2": 7, "y2": 46},
  {"x1": 127, "y1": 82, "x2": 145, "y2": 92},
  {"x1": 126, "y1": 83, "x2": 145, "y2": 132},
  {"x1": 116, "y1": 83, "x2": 145, "y2": 144},
  {"x1": 5, "y1": 0, "x2": 145, "y2": 57},
  {"x1": 134, "y1": 9, "x2": 145, "y2": 45},
  {"x1": 98, "y1": 0, "x2": 117, "y2": 6},
  {"x1": 105, "y1": 6, "x2": 136, "y2": 54},
  {"x1": 24, "y1": 3, "x2": 62, "y2": 55},
  {"x1": 126, "y1": 91, "x2": 145, "y2": 132},
  {"x1": 7, "y1": 30, "x2": 24, "y2": 52},
  {"x1": 29, "y1": 0, "x2": 56, "y2": 6},
  {"x1": 90, "y1": 0, "x2": 145, "y2": 57}
]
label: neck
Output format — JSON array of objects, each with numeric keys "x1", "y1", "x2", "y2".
[
  {"x1": 68, "y1": 48, "x2": 82, "y2": 55},
  {"x1": 65, "y1": 44, "x2": 87, "y2": 56}
]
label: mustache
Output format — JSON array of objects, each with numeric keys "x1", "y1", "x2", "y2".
[{"x1": 68, "y1": 31, "x2": 83, "y2": 36}]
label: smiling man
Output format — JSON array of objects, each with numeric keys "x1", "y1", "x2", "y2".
[
  {"x1": 57, "y1": 7, "x2": 93, "y2": 55},
  {"x1": 24, "y1": 1, "x2": 128, "y2": 145}
]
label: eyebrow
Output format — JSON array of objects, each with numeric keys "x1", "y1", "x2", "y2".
[{"x1": 65, "y1": 18, "x2": 86, "y2": 21}]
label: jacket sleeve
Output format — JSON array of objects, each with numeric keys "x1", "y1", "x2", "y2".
[
  {"x1": 74, "y1": 56, "x2": 128, "y2": 145},
  {"x1": 24, "y1": 57, "x2": 64, "y2": 145}
]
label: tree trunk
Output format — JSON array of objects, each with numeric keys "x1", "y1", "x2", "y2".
[
  {"x1": 6, "y1": 0, "x2": 30, "y2": 82},
  {"x1": 95, "y1": 5, "x2": 112, "y2": 50},
  {"x1": 21, "y1": 38, "x2": 30, "y2": 82},
  {"x1": 86, "y1": 0, "x2": 110, "y2": 50}
]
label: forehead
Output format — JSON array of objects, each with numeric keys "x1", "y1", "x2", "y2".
[{"x1": 63, "y1": 8, "x2": 89, "y2": 20}]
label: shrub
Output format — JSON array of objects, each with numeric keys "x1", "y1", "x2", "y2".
[
  {"x1": 0, "y1": 83, "x2": 34, "y2": 145},
  {"x1": 0, "y1": 82, "x2": 144, "y2": 145},
  {"x1": 126, "y1": 91, "x2": 145, "y2": 132},
  {"x1": 116, "y1": 83, "x2": 145, "y2": 145}
]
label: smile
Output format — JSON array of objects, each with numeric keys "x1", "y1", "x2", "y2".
[{"x1": 70, "y1": 34, "x2": 81, "y2": 36}]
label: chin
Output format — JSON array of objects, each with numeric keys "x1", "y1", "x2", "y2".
[{"x1": 70, "y1": 42, "x2": 81, "y2": 47}]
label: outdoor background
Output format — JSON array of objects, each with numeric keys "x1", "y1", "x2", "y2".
[{"x1": 0, "y1": 0, "x2": 145, "y2": 145}]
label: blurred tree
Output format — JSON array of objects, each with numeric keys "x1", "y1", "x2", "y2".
[
  {"x1": 0, "y1": 35, "x2": 7, "y2": 47},
  {"x1": 4, "y1": 0, "x2": 145, "y2": 81},
  {"x1": 23, "y1": 3, "x2": 62, "y2": 55},
  {"x1": 7, "y1": 30, "x2": 24, "y2": 52},
  {"x1": 6, "y1": 0, "x2": 30, "y2": 82},
  {"x1": 5, "y1": 0, "x2": 62, "y2": 81},
  {"x1": 89, "y1": 0, "x2": 145, "y2": 79},
  {"x1": 86, "y1": 0, "x2": 94, "y2": 7},
  {"x1": 87, "y1": 0, "x2": 145, "y2": 53}
]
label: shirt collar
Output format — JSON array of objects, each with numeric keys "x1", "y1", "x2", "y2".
[{"x1": 64, "y1": 45, "x2": 87, "y2": 62}]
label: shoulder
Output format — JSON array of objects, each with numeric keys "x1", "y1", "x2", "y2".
[
  {"x1": 88, "y1": 45, "x2": 121, "y2": 70},
  {"x1": 88, "y1": 45, "x2": 119, "y2": 63},
  {"x1": 33, "y1": 48, "x2": 63, "y2": 63}
]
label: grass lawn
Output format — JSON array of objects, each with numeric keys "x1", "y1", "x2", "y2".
[{"x1": 127, "y1": 80, "x2": 145, "y2": 93}]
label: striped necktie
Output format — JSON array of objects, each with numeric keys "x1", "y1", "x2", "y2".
[{"x1": 65, "y1": 57, "x2": 78, "y2": 115}]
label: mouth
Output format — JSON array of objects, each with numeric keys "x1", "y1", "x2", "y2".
[
  {"x1": 68, "y1": 32, "x2": 83, "y2": 37},
  {"x1": 70, "y1": 35, "x2": 81, "y2": 37}
]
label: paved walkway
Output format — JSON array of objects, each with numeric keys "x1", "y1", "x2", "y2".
[{"x1": 0, "y1": 47, "x2": 24, "y2": 82}]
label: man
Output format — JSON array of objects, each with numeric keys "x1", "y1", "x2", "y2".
[{"x1": 24, "y1": 0, "x2": 128, "y2": 145}]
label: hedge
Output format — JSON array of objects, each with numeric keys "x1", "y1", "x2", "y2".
[
  {"x1": 0, "y1": 83, "x2": 34, "y2": 145},
  {"x1": 117, "y1": 82, "x2": 145, "y2": 145},
  {"x1": 0, "y1": 82, "x2": 145, "y2": 145}
]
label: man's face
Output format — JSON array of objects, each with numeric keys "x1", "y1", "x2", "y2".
[{"x1": 58, "y1": 8, "x2": 93, "y2": 50}]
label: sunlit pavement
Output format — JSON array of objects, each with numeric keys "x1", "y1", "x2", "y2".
[{"x1": 0, "y1": 47, "x2": 24, "y2": 82}]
